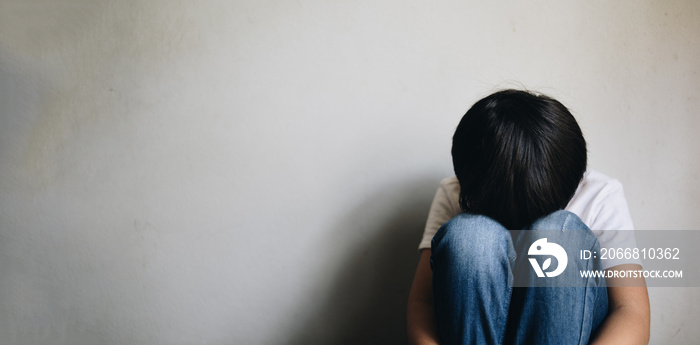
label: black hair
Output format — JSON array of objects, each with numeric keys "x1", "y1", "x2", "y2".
[{"x1": 451, "y1": 89, "x2": 587, "y2": 229}]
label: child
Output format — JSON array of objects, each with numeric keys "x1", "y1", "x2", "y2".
[{"x1": 407, "y1": 90, "x2": 650, "y2": 345}]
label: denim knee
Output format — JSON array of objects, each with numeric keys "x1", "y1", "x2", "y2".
[
  {"x1": 431, "y1": 213, "x2": 515, "y2": 272},
  {"x1": 530, "y1": 210, "x2": 591, "y2": 232},
  {"x1": 525, "y1": 210, "x2": 599, "y2": 254},
  {"x1": 514, "y1": 210, "x2": 603, "y2": 282}
]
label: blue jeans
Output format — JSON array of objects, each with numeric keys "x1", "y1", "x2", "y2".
[{"x1": 430, "y1": 210, "x2": 608, "y2": 345}]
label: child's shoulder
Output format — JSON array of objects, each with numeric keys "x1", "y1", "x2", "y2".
[
  {"x1": 577, "y1": 170, "x2": 625, "y2": 198},
  {"x1": 439, "y1": 176, "x2": 459, "y2": 188}
]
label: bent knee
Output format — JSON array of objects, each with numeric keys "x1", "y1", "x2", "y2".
[
  {"x1": 529, "y1": 210, "x2": 591, "y2": 232},
  {"x1": 431, "y1": 213, "x2": 513, "y2": 265}
]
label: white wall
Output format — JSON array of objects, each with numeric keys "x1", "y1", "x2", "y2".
[{"x1": 1, "y1": 1, "x2": 698, "y2": 344}]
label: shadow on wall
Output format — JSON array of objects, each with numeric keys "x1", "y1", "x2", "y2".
[{"x1": 290, "y1": 177, "x2": 440, "y2": 344}]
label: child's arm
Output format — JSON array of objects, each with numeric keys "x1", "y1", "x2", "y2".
[
  {"x1": 407, "y1": 249, "x2": 440, "y2": 345},
  {"x1": 589, "y1": 264, "x2": 651, "y2": 344}
]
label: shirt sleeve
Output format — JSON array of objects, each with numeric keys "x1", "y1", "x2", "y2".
[
  {"x1": 590, "y1": 180, "x2": 642, "y2": 269},
  {"x1": 418, "y1": 179, "x2": 460, "y2": 251}
]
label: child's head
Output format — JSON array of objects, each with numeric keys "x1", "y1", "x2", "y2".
[{"x1": 452, "y1": 89, "x2": 587, "y2": 229}]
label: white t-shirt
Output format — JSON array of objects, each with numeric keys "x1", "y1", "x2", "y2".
[{"x1": 418, "y1": 170, "x2": 641, "y2": 269}]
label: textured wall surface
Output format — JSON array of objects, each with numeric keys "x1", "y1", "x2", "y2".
[{"x1": 1, "y1": 1, "x2": 699, "y2": 344}]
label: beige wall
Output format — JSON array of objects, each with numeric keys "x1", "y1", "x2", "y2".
[{"x1": 1, "y1": 0, "x2": 698, "y2": 343}]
